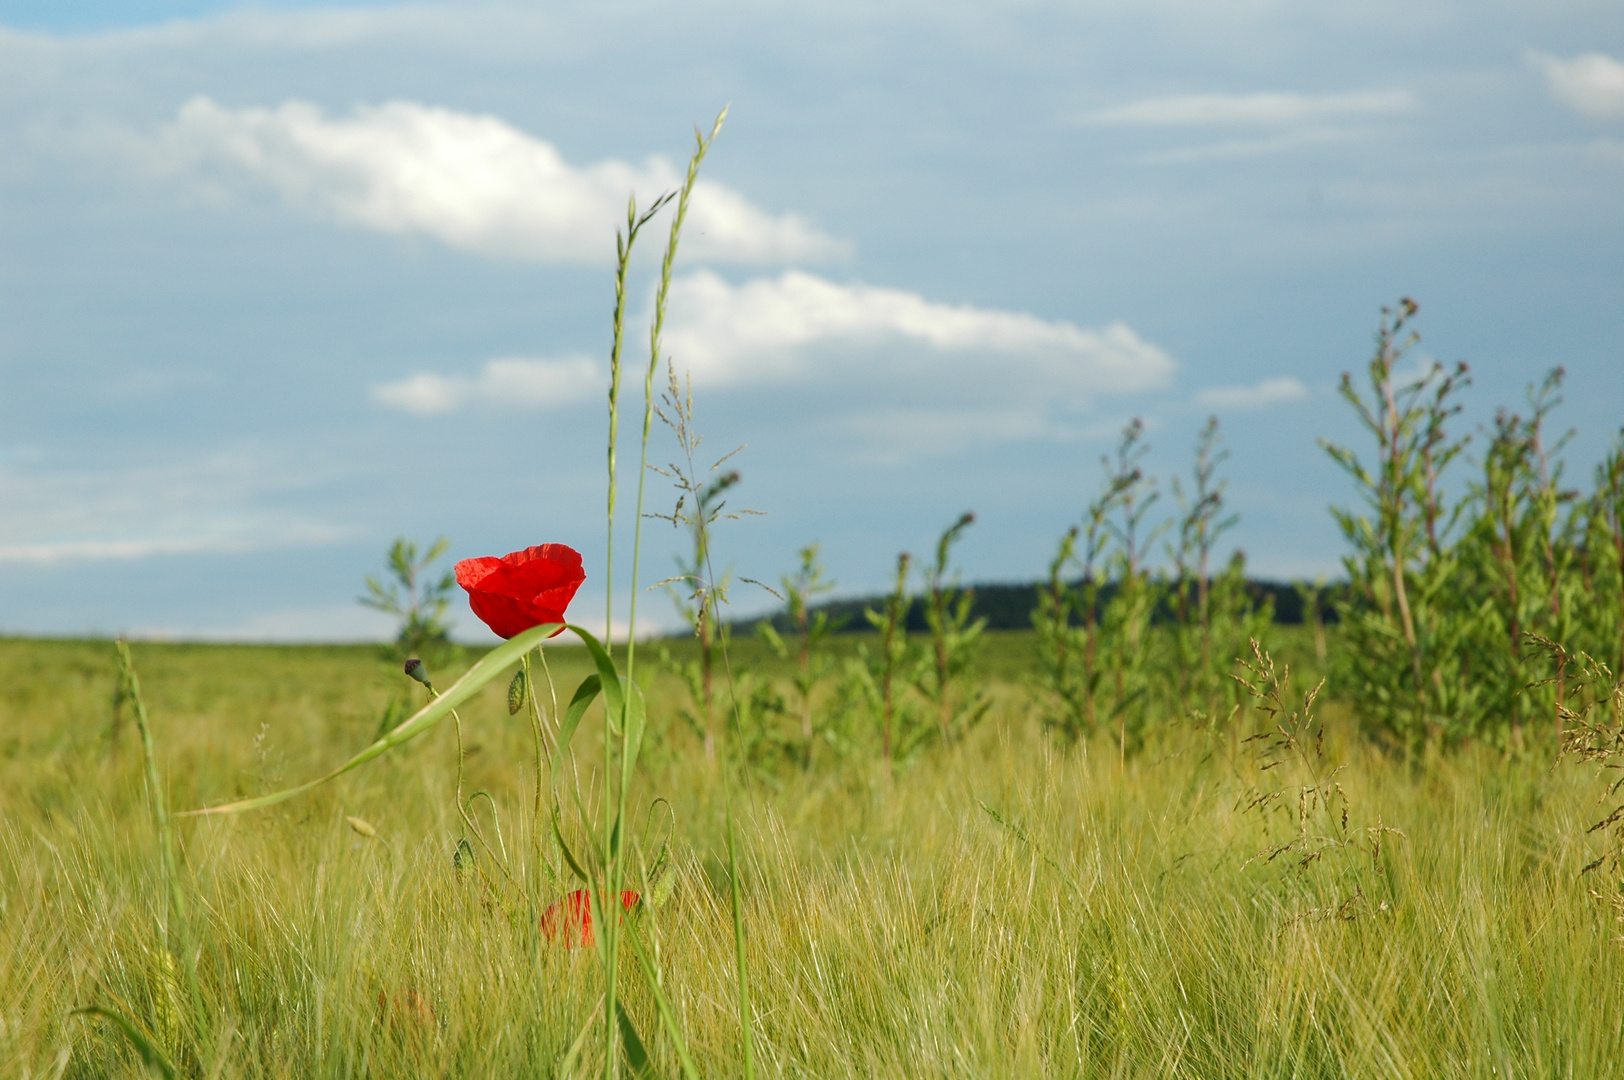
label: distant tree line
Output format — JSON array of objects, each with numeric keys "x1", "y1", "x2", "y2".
[{"x1": 734, "y1": 577, "x2": 1345, "y2": 636}]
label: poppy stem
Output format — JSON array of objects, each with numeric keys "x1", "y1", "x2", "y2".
[
  {"x1": 522, "y1": 652, "x2": 546, "y2": 835},
  {"x1": 449, "y1": 705, "x2": 513, "y2": 884}
]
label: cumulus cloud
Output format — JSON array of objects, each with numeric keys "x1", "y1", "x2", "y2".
[
  {"x1": 660, "y1": 269, "x2": 1175, "y2": 396},
  {"x1": 1531, "y1": 51, "x2": 1624, "y2": 119},
  {"x1": 1195, "y1": 376, "x2": 1310, "y2": 410},
  {"x1": 161, "y1": 97, "x2": 848, "y2": 264},
  {"x1": 371, "y1": 355, "x2": 600, "y2": 415},
  {"x1": 369, "y1": 272, "x2": 1174, "y2": 455},
  {"x1": 1081, "y1": 89, "x2": 1414, "y2": 128}
]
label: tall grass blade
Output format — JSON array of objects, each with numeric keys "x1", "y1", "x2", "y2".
[
  {"x1": 615, "y1": 1002, "x2": 658, "y2": 1080},
  {"x1": 978, "y1": 800, "x2": 1085, "y2": 898},
  {"x1": 73, "y1": 1005, "x2": 178, "y2": 1080},
  {"x1": 116, "y1": 642, "x2": 206, "y2": 1058},
  {"x1": 623, "y1": 926, "x2": 701, "y2": 1080},
  {"x1": 726, "y1": 808, "x2": 756, "y2": 1080},
  {"x1": 116, "y1": 643, "x2": 187, "y2": 936},
  {"x1": 560, "y1": 996, "x2": 603, "y2": 1079},
  {"x1": 553, "y1": 808, "x2": 592, "y2": 883}
]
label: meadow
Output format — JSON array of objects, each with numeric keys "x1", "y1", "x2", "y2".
[
  {"x1": 6, "y1": 115, "x2": 1623, "y2": 1079},
  {"x1": 3, "y1": 629, "x2": 1624, "y2": 1079}
]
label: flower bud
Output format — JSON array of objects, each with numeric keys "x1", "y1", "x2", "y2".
[
  {"x1": 508, "y1": 667, "x2": 529, "y2": 715},
  {"x1": 453, "y1": 837, "x2": 475, "y2": 881},
  {"x1": 403, "y1": 657, "x2": 433, "y2": 689}
]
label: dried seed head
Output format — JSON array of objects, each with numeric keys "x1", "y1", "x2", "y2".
[{"x1": 347, "y1": 815, "x2": 378, "y2": 839}]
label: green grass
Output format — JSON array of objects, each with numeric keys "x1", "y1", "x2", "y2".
[{"x1": 3, "y1": 632, "x2": 1621, "y2": 1078}]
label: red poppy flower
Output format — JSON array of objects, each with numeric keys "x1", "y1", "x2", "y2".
[
  {"x1": 540, "y1": 888, "x2": 641, "y2": 948},
  {"x1": 454, "y1": 544, "x2": 585, "y2": 639}
]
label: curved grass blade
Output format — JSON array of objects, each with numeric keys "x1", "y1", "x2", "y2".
[
  {"x1": 72, "y1": 1005, "x2": 177, "y2": 1080},
  {"x1": 553, "y1": 807, "x2": 593, "y2": 883},
  {"x1": 182, "y1": 622, "x2": 561, "y2": 816}
]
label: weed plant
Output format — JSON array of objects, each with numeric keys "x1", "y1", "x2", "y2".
[
  {"x1": 358, "y1": 538, "x2": 456, "y2": 660},
  {"x1": 1031, "y1": 417, "x2": 1271, "y2": 751},
  {"x1": 756, "y1": 544, "x2": 845, "y2": 770},
  {"x1": 1324, "y1": 300, "x2": 1624, "y2": 751}
]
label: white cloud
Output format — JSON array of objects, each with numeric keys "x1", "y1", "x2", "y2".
[
  {"x1": 371, "y1": 355, "x2": 600, "y2": 415},
  {"x1": 1531, "y1": 51, "x2": 1624, "y2": 119},
  {"x1": 0, "y1": 450, "x2": 352, "y2": 563},
  {"x1": 1195, "y1": 376, "x2": 1310, "y2": 410},
  {"x1": 1081, "y1": 89, "x2": 1414, "y2": 128},
  {"x1": 1134, "y1": 125, "x2": 1377, "y2": 164},
  {"x1": 161, "y1": 97, "x2": 848, "y2": 265},
  {"x1": 0, "y1": 524, "x2": 345, "y2": 564},
  {"x1": 839, "y1": 406, "x2": 1066, "y2": 464},
  {"x1": 132, "y1": 603, "x2": 397, "y2": 643},
  {"x1": 378, "y1": 271, "x2": 1178, "y2": 452},
  {"x1": 661, "y1": 269, "x2": 1175, "y2": 396}
]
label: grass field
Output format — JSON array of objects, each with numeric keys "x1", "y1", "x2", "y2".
[{"x1": 3, "y1": 630, "x2": 1622, "y2": 1079}]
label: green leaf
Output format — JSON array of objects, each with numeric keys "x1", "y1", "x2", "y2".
[
  {"x1": 72, "y1": 1005, "x2": 177, "y2": 1080},
  {"x1": 183, "y1": 622, "x2": 562, "y2": 816},
  {"x1": 619, "y1": 678, "x2": 647, "y2": 799},
  {"x1": 571, "y1": 624, "x2": 625, "y2": 729}
]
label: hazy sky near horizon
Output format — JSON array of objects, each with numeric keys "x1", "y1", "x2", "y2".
[{"x1": 1, "y1": 0, "x2": 1621, "y2": 642}]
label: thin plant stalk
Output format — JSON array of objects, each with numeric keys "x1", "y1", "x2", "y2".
[
  {"x1": 116, "y1": 640, "x2": 206, "y2": 1060},
  {"x1": 624, "y1": 109, "x2": 724, "y2": 701},
  {"x1": 602, "y1": 110, "x2": 724, "y2": 1080},
  {"x1": 599, "y1": 189, "x2": 668, "y2": 1080},
  {"x1": 727, "y1": 804, "x2": 757, "y2": 1080}
]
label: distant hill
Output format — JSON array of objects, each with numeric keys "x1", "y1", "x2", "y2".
[{"x1": 730, "y1": 579, "x2": 1347, "y2": 635}]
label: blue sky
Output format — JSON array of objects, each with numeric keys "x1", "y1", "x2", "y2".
[{"x1": 1, "y1": 0, "x2": 1621, "y2": 641}]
